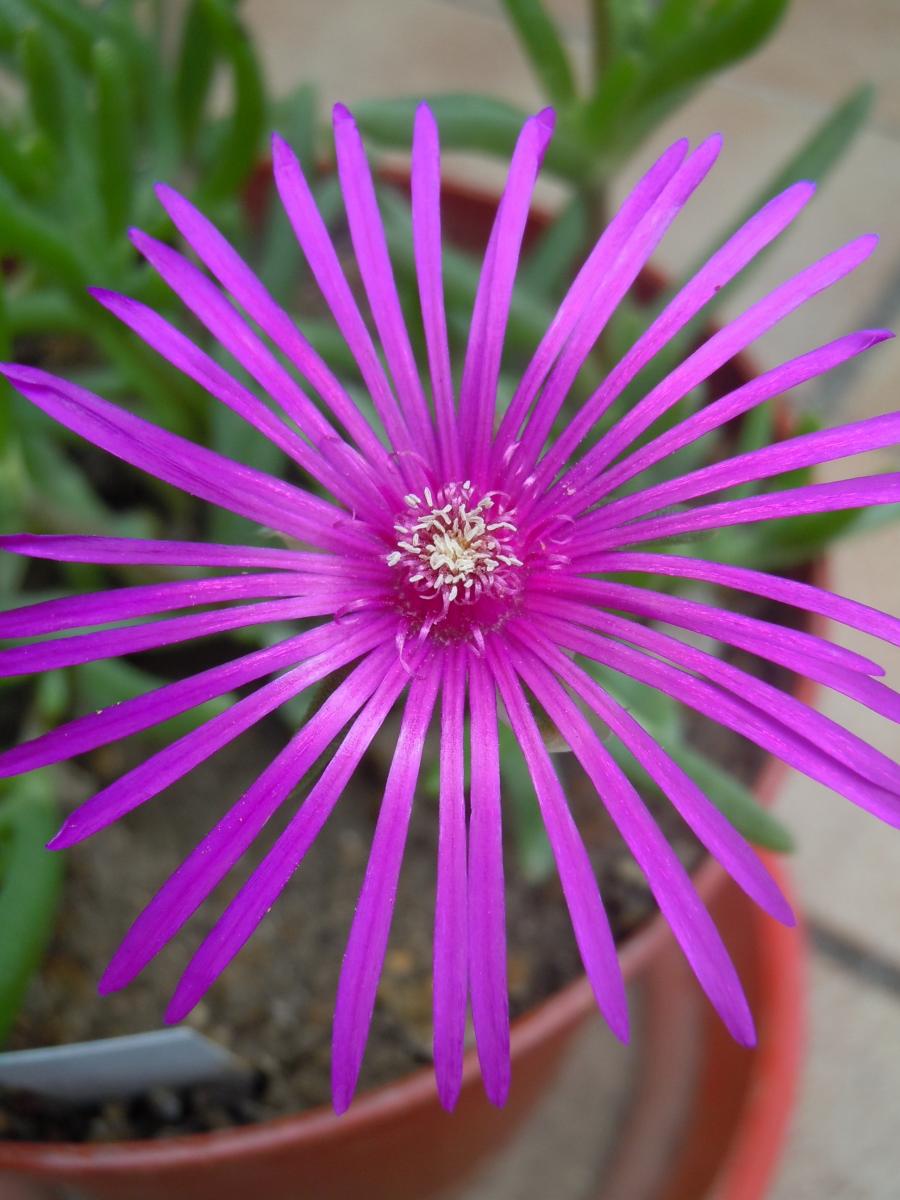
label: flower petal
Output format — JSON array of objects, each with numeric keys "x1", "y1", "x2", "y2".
[
  {"x1": 538, "y1": 614, "x2": 900, "y2": 827},
  {"x1": 553, "y1": 235, "x2": 879, "y2": 507},
  {"x1": 590, "y1": 329, "x2": 893, "y2": 501},
  {"x1": 528, "y1": 178, "x2": 818, "y2": 497},
  {"x1": 0, "y1": 534, "x2": 367, "y2": 574},
  {"x1": 433, "y1": 644, "x2": 468, "y2": 1111},
  {"x1": 585, "y1": 474, "x2": 900, "y2": 549},
  {"x1": 0, "y1": 572, "x2": 384, "y2": 639},
  {"x1": 511, "y1": 624, "x2": 792, "y2": 924},
  {"x1": 99, "y1": 644, "x2": 397, "y2": 994},
  {"x1": 534, "y1": 573, "x2": 884, "y2": 678},
  {"x1": 510, "y1": 136, "x2": 724, "y2": 484},
  {"x1": 165, "y1": 654, "x2": 417, "y2": 1023},
  {"x1": 493, "y1": 136, "x2": 690, "y2": 467},
  {"x1": 527, "y1": 591, "x2": 900, "y2": 789},
  {"x1": 0, "y1": 365, "x2": 372, "y2": 554},
  {"x1": 271, "y1": 133, "x2": 423, "y2": 487},
  {"x1": 91, "y1": 286, "x2": 386, "y2": 517},
  {"x1": 333, "y1": 103, "x2": 437, "y2": 462},
  {"x1": 0, "y1": 592, "x2": 376, "y2": 678},
  {"x1": 0, "y1": 615, "x2": 392, "y2": 778},
  {"x1": 154, "y1": 183, "x2": 397, "y2": 476},
  {"x1": 51, "y1": 618, "x2": 391, "y2": 848},
  {"x1": 590, "y1": 410, "x2": 900, "y2": 530},
  {"x1": 331, "y1": 657, "x2": 441, "y2": 1114},
  {"x1": 580, "y1": 550, "x2": 900, "y2": 651},
  {"x1": 411, "y1": 103, "x2": 460, "y2": 480},
  {"x1": 506, "y1": 637, "x2": 755, "y2": 1046},
  {"x1": 467, "y1": 652, "x2": 510, "y2": 1107},
  {"x1": 486, "y1": 644, "x2": 629, "y2": 1042},
  {"x1": 457, "y1": 109, "x2": 555, "y2": 483}
]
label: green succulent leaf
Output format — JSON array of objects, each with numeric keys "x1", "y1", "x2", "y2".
[
  {"x1": 501, "y1": 0, "x2": 577, "y2": 107},
  {"x1": 19, "y1": 24, "x2": 68, "y2": 147},
  {"x1": 498, "y1": 722, "x2": 555, "y2": 882},
  {"x1": 641, "y1": 0, "x2": 790, "y2": 102},
  {"x1": 74, "y1": 659, "x2": 236, "y2": 745},
  {"x1": 582, "y1": 52, "x2": 643, "y2": 156},
  {"x1": 173, "y1": 0, "x2": 218, "y2": 154},
  {"x1": 92, "y1": 38, "x2": 134, "y2": 237},
  {"x1": 196, "y1": 0, "x2": 266, "y2": 206},
  {"x1": 0, "y1": 771, "x2": 64, "y2": 1045},
  {"x1": 607, "y1": 732, "x2": 795, "y2": 851},
  {"x1": 24, "y1": 0, "x2": 112, "y2": 64},
  {"x1": 519, "y1": 194, "x2": 589, "y2": 296},
  {"x1": 354, "y1": 93, "x2": 590, "y2": 182},
  {"x1": 0, "y1": 179, "x2": 86, "y2": 287}
]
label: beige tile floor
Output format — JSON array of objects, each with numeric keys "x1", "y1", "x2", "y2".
[{"x1": 243, "y1": 2, "x2": 900, "y2": 1194}]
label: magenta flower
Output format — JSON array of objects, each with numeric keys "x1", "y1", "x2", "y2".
[{"x1": 2, "y1": 103, "x2": 899, "y2": 1114}]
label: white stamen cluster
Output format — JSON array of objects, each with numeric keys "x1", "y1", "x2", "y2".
[{"x1": 387, "y1": 482, "x2": 522, "y2": 608}]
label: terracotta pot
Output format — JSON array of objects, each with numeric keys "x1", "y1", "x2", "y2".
[
  {"x1": 0, "y1": 179, "x2": 811, "y2": 1200},
  {"x1": 0, "y1": 850, "x2": 806, "y2": 1200}
]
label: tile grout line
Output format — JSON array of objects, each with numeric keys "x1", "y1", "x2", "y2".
[{"x1": 808, "y1": 917, "x2": 900, "y2": 999}]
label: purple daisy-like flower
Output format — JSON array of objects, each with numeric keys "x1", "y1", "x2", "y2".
[{"x1": 2, "y1": 102, "x2": 899, "y2": 1114}]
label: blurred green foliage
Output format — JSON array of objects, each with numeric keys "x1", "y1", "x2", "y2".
[{"x1": 0, "y1": 0, "x2": 887, "y2": 1038}]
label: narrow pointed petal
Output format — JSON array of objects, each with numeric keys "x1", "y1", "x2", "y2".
[
  {"x1": 527, "y1": 592, "x2": 900, "y2": 790},
  {"x1": 458, "y1": 109, "x2": 555, "y2": 483},
  {"x1": 467, "y1": 653, "x2": 510, "y2": 1107},
  {"x1": 534, "y1": 573, "x2": 885, "y2": 677},
  {"x1": 433, "y1": 645, "x2": 468, "y2": 1111},
  {"x1": 129, "y1": 231, "x2": 394, "y2": 515},
  {"x1": 0, "y1": 572, "x2": 377, "y2": 639},
  {"x1": 592, "y1": 330, "x2": 893, "y2": 501},
  {"x1": 554, "y1": 234, "x2": 880, "y2": 506},
  {"x1": 528, "y1": 174, "x2": 816, "y2": 497},
  {"x1": 0, "y1": 615, "x2": 392, "y2": 779},
  {"x1": 590, "y1": 410, "x2": 900, "y2": 530},
  {"x1": 50, "y1": 623, "x2": 391, "y2": 848},
  {"x1": 333, "y1": 104, "x2": 437, "y2": 461},
  {"x1": 511, "y1": 625, "x2": 792, "y2": 925},
  {"x1": 0, "y1": 534, "x2": 372, "y2": 575},
  {"x1": 332, "y1": 659, "x2": 441, "y2": 1114},
  {"x1": 91, "y1": 286, "x2": 385, "y2": 516},
  {"x1": 99, "y1": 646, "x2": 396, "y2": 994},
  {"x1": 411, "y1": 103, "x2": 460, "y2": 479},
  {"x1": 165, "y1": 655, "x2": 416, "y2": 1023},
  {"x1": 537, "y1": 614, "x2": 900, "y2": 828},
  {"x1": 0, "y1": 365, "x2": 371, "y2": 554},
  {"x1": 154, "y1": 183, "x2": 398, "y2": 476},
  {"x1": 271, "y1": 133, "x2": 422, "y2": 483},
  {"x1": 0, "y1": 592, "x2": 374, "y2": 679},
  {"x1": 511, "y1": 136, "x2": 724, "y2": 484},
  {"x1": 493, "y1": 136, "x2": 689, "y2": 466},
  {"x1": 578, "y1": 551, "x2": 900, "y2": 651},
  {"x1": 586, "y1": 474, "x2": 900, "y2": 549},
  {"x1": 486, "y1": 646, "x2": 629, "y2": 1042},
  {"x1": 507, "y1": 639, "x2": 755, "y2": 1045}
]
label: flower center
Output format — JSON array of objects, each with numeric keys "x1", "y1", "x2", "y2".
[{"x1": 387, "y1": 482, "x2": 523, "y2": 630}]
